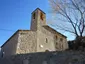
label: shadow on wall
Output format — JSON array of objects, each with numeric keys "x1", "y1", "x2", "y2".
[
  {"x1": 0, "y1": 51, "x2": 85, "y2": 64},
  {"x1": 0, "y1": 49, "x2": 4, "y2": 58},
  {"x1": 0, "y1": 51, "x2": 75, "y2": 64}
]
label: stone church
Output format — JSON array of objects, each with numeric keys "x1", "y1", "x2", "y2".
[{"x1": 1, "y1": 8, "x2": 68, "y2": 57}]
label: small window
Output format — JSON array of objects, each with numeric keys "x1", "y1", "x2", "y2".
[
  {"x1": 55, "y1": 42, "x2": 58, "y2": 49},
  {"x1": 60, "y1": 38, "x2": 63, "y2": 41},
  {"x1": 56, "y1": 42, "x2": 58, "y2": 45},
  {"x1": 46, "y1": 38, "x2": 48, "y2": 43},
  {"x1": 56, "y1": 36, "x2": 58, "y2": 40},
  {"x1": 33, "y1": 13, "x2": 35, "y2": 19},
  {"x1": 2, "y1": 52, "x2": 5, "y2": 58},
  {"x1": 40, "y1": 12, "x2": 43, "y2": 20}
]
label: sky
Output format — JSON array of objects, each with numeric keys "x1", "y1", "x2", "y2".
[{"x1": 0, "y1": 0, "x2": 75, "y2": 46}]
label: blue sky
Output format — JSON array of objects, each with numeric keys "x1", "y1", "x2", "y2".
[{"x1": 0, "y1": 0, "x2": 75, "y2": 46}]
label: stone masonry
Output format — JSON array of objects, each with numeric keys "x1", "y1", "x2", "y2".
[
  {"x1": 1, "y1": 8, "x2": 68, "y2": 57},
  {"x1": 0, "y1": 51, "x2": 85, "y2": 64}
]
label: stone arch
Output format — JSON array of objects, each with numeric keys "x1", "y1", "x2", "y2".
[{"x1": 45, "y1": 50, "x2": 49, "y2": 52}]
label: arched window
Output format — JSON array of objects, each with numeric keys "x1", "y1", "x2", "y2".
[
  {"x1": 60, "y1": 38, "x2": 63, "y2": 42},
  {"x1": 55, "y1": 42, "x2": 58, "y2": 49},
  {"x1": 1, "y1": 51, "x2": 5, "y2": 58},
  {"x1": 33, "y1": 13, "x2": 35, "y2": 19},
  {"x1": 56, "y1": 42, "x2": 58, "y2": 45},
  {"x1": 46, "y1": 38, "x2": 48, "y2": 43},
  {"x1": 45, "y1": 50, "x2": 49, "y2": 52},
  {"x1": 56, "y1": 35, "x2": 58, "y2": 40},
  {"x1": 40, "y1": 12, "x2": 43, "y2": 20}
]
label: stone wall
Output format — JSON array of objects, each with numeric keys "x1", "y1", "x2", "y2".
[
  {"x1": 0, "y1": 51, "x2": 85, "y2": 64},
  {"x1": 54, "y1": 33, "x2": 68, "y2": 51},
  {"x1": 1, "y1": 8, "x2": 68, "y2": 57},
  {"x1": 30, "y1": 8, "x2": 46, "y2": 31},
  {"x1": 37, "y1": 25, "x2": 68, "y2": 52},
  {"x1": 16, "y1": 30, "x2": 37, "y2": 54},
  {"x1": 1, "y1": 31, "x2": 19, "y2": 57},
  {"x1": 37, "y1": 27, "x2": 56, "y2": 52}
]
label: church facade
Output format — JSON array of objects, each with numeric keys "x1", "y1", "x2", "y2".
[{"x1": 1, "y1": 8, "x2": 68, "y2": 57}]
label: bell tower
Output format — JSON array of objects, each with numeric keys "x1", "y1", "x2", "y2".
[{"x1": 30, "y1": 8, "x2": 46, "y2": 31}]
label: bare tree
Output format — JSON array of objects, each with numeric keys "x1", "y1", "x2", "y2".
[{"x1": 49, "y1": 0, "x2": 85, "y2": 38}]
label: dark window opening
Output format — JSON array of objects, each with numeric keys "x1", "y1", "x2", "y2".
[
  {"x1": 56, "y1": 36, "x2": 58, "y2": 40},
  {"x1": 60, "y1": 38, "x2": 63, "y2": 41},
  {"x1": 46, "y1": 38, "x2": 48, "y2": 43},
  {"x1": 33, "y1": 13, "x2": 35, "y2": 19},
  {"x1": 45, "y1": 50, "x2": 49, "y2": 52},
  {"x1": 56, "y1": 42, "x2": 58, "y2": 45},
  {"x1": 1, "y1": 51, "x2": 5, "y2": 58},
  {"x1": 55, "y1": 42, "x2": 58, "y2": 49},
  {"x1": 40, "y1": 12, "x2": 43, "y2": 20}
]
